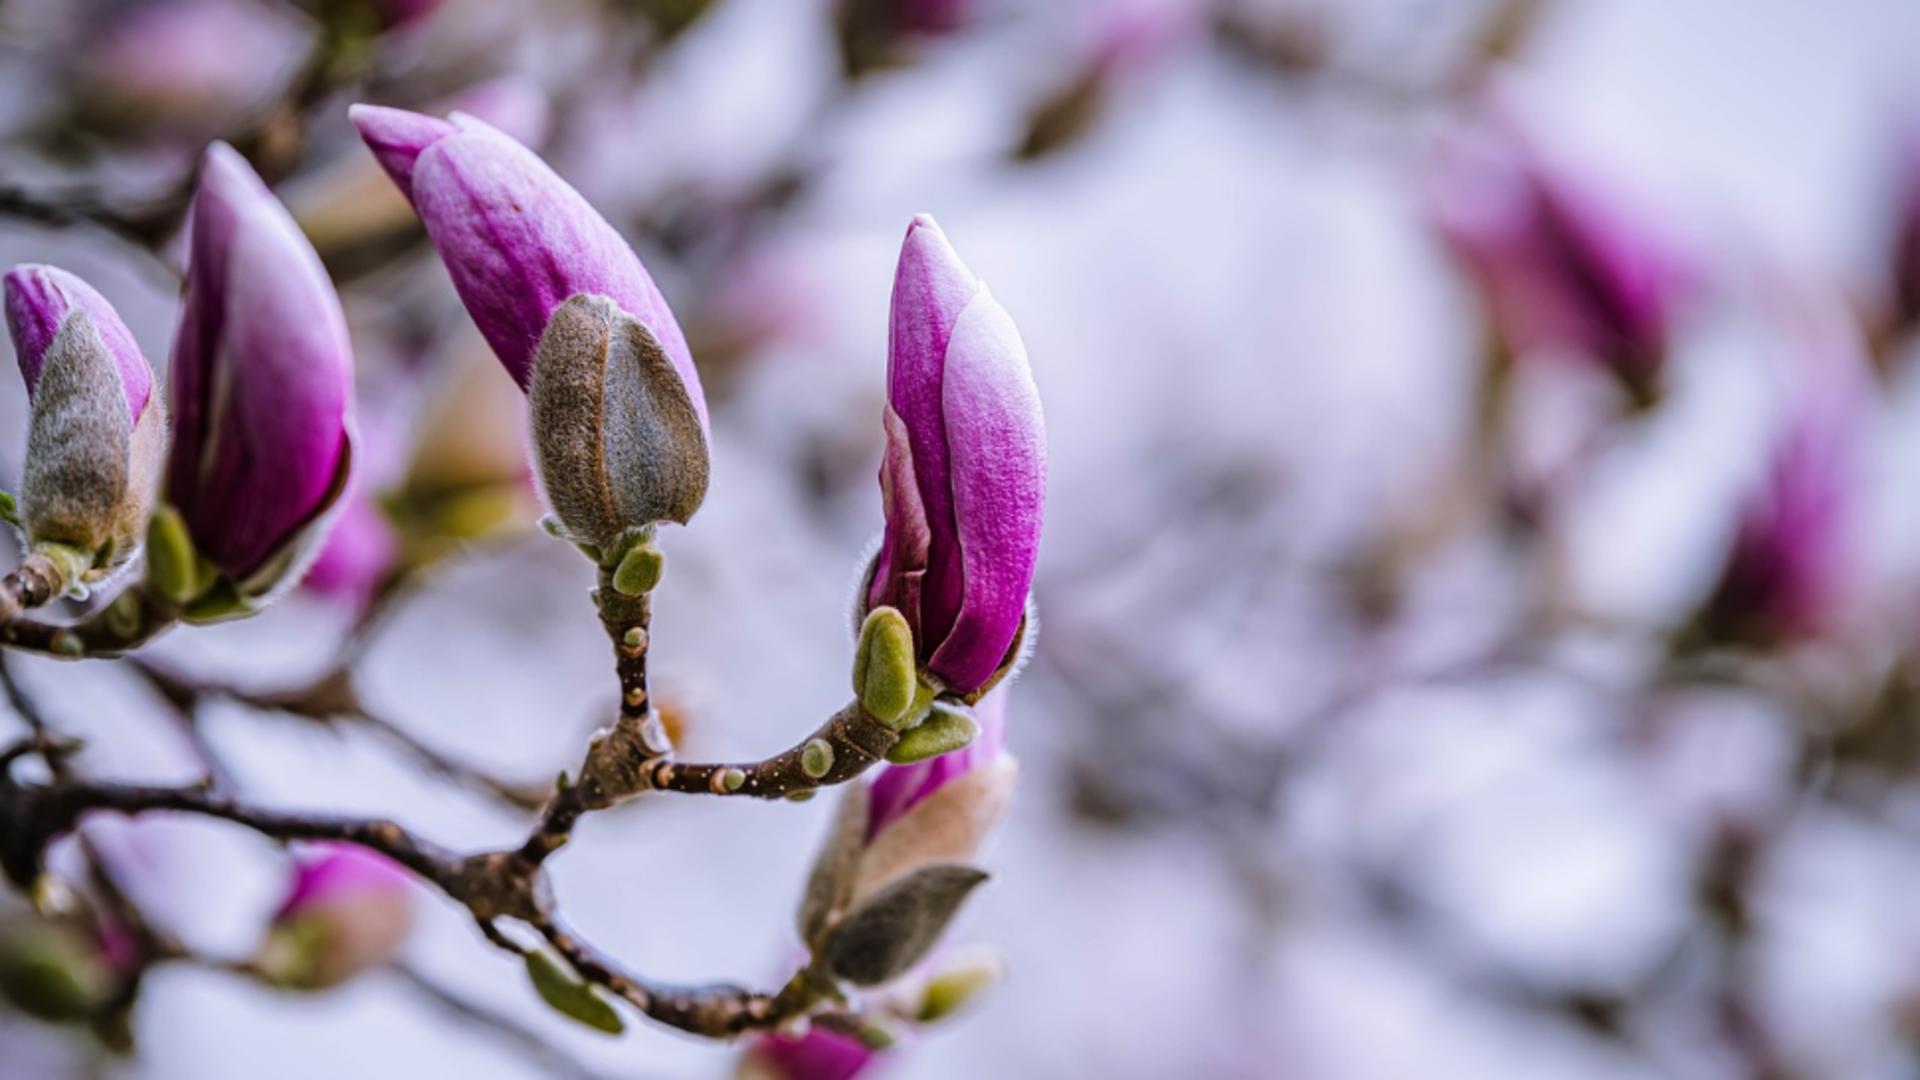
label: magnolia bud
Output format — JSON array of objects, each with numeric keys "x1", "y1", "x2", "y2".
[
  {"x1": 529, "y1": 296, "x2": 709, "y2": 549},
  {"x1": 0, "y1": 918, "x2": 118, "y2": 1023},
  {"x1": 865, "y1": 216, "x2": 1045, "y2": 697},
  {"x1": 1697, "y1": 292, "x2": 1866, "y2": 647},
  {"x1": 855, "y1": 692, "x2": 1014, "y2": 902},
  {"x1": 68, "y1": 0, "x2": 306, "y2": 140},
  {"x1": 1427, "y1": 109, "x2": 1692, "y2": 406},
  {"x1": 167, "y1": 143, "x2": 354, "y2": 620},
  {"x1": 745, "y1": 1026, "x2": 877, "y2": 1080},
  {"x1": 4, "y1": 265, "x2": 166, "y2": 593},
  {"x1": 299, "y1": 485, "x2": 397, "y2": 612},
  {"x1": 349, "y1": 104, "x2": 711, "y2": 550},
  {"x1": 257, "y1": 845, "x2": 413, "y2": 990}
]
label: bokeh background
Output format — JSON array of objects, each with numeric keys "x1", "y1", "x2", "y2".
[{"x1": 6, "y1": 0, "x2": 1920, "y2": 1077}]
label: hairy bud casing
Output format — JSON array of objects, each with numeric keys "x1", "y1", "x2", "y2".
[
  {"x1": 4, "y1": 266, "x2": 166, "y2": 589},
  {"x1": 529, "y1": 294, "x2": 709, "y2": 548}
]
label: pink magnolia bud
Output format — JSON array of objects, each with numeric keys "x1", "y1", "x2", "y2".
[
  {"x1": 852, "y1": 691, "x2": 1015, "y2": 905},
  {"x1": 868, "y1": 691, "x2": 1008, "y2": 840},
  {"x1": 292, "y1": 76, "x2": 551, "y2": 251},
  {"x1": 1894, "y1": 133, "x2": 1920, "y2": 332},
  {"x1": 258, "y1": 845, "x2": 413, "y2": 990},
  {"x1": 3, "y1": 265, "x2": 166, "y2": 585},
  {"x1": 1428, "y1": 118, "x2": 1692, "y2": 405},
  {"x1": 69, "y1": 0, "x2": 307, "y2": 139},
  {"x1": 865, "y1": 216, "x2": 1045, "y2": 695},
  {"x1": 350, "y1": 104, "x2": 710, "y2": 547},
  {"x1": 374, "y1": 0, "x2": 440, "y2": 30},
  {"x1": 1699, "y1": 296, "x2": 1866, "y2": 646},
  {"x1": 299, "y1": 485, "x2": 397, "y2": 611},
  {"x1": 168, "y1": 143, "x2": 354, "y2": 606},
  {"x1": 746, "y1": 1026, "x2": 877, "y2": 1080}
]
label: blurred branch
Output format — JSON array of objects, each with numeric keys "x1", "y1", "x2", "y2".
[{"x1": 0, "y1": 735, "x2": 865, "y2": 1041}]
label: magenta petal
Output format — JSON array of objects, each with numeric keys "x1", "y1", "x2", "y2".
[
  {"x1": 885, "y1": 215, "x2": 979, "y2": 648},
  {"x1": 170, "y1": 143, "x2": 353, "y2": 580},
  {"x1": 364, "y1": 109, "x2": 706, "y2": 434},
  {"x1": 752, "y1": 1027, "x2": 877, "y2": 1080},
  {"x1": 866, "y1": 405, "x2": 931, "y2": 620},
  {"x1": 348, "y1": 103, "x2": 458, "y2": 201},
  {"x1": 923, "y1": 288, "x2": 1044, "y2": 693},
  {"x1": 300, "y1": 486, "x2": 396, "y2": 609},
  {"x1": 274, "y1": 844, "x2": 411, "y2": 921},
  {"x1": 4, "y1": 265, "x2": 151, "y2": 424}
]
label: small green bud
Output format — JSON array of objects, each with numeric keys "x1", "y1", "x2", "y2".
[
  {"x1": 853, "y1": 606, "x2": 918, "y2": 728},
  {"x1": 786, "y1": 789, "x2": 818, "y2": 803},
  {"x1": 916, "y1": 950, "x2": 1005, "y2": 1022},
  {"x1": 0, "y1": 491, "x2": 18, "y2": 528},
  {"x1": 887, "y1": 703, "x2": 979, "y2": 764},
  {"x1": 611, "y1": 541, "x2": 664, "y2": 596},
  {"x1": 144, "y1": 506, "x2": 199, "y2": 604},
  {"x1": 720, "y1": 767, "x2": 747, "y2": 792},
  {"x1": 103, "y1": 590, "x2": 141, "y2": 639},
  {"x1": 51, "y1": 632, "x2": 82, "y2": 659},
  {"x1": 524, "y1": 950, "x2": 624, "y2": 1035},
  {"x1": 801, "y1": 738, "x2": 835, "y2": 779},
  {"x1": 623, "y1": 626, "x2": 646, "y2": 649}
]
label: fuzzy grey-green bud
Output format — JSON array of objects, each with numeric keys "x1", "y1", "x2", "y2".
[{"x1": 529, "y1": 294, "x2": 709, "y2": 551}]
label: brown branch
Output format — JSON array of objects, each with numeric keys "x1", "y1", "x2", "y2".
[
  {"x1": 0, "y1": 584, "x2": 179, "y2": 659},
  {"x1": 123, "y1": 657, "x2": 549, "y2": 812},
  {"x1": 389, "y1": 963, "x2": 641, "y2": 1080},
  {"x1": 640, "y1": 700, "x2": 899, "y2": 799},
  {"x1": 0, "y1": 757, "x2": 861, "y2": 1041}
]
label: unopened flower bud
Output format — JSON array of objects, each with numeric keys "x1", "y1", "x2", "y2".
[
  {"x1": 744, "y1": 1025, "x2": 877, "y2": 1080},
  {"x1": 1428, "y1": 110, "x2": 1692, "y2": 406},
  {"x1": 300, "y1": 484, "x2": 397, "y2": 612},
  {"x1": 167, "y1": 143, "x2": 355, "y2": 619},
  {"x1": 1698, "y1": 291, "x2": 1865, "y2": 647},
  {"x1": 854, "y1": 690, "x2": 1015, "y2": 903},
  {"x1": 350, "y1": 105, "x2": 711, "y2": 549},
  {"x1": 68, "y1": 0, "x2": 307, "y2": 140},
  {"x1": 0, "y1": 917, "x2": 119, "y2": 1023},
  {"x1": 864, "y1": 215, "x2": 1045, "y2": 697},
  {"x1": 257, "y1": 845, "x2": 413, "y2": 990},
  {"x1": 4, "y1": 265, "x2": 166, "y2": 592}
]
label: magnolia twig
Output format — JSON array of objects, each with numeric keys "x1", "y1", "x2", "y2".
[
  {"x1": 122, "y1": 657, "x2": 549, "y2": 812},
  {"x1": 0, "y1": 585, "x2": 179, "y2": 659},
  {"x1": 390, "y1": 963, "x2": 640, "y2": 1080},
  {"x1": 0, "y1": 756, "x2": 863, "y2": 1040}
]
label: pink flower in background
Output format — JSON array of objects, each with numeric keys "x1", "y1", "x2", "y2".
[
  {"x1": 1699, "y1": 293, "x2": 1867, "y2": 646},
  {"x1": 1893, "y1": 129, "x2": 1920, "y2": 331},
  {"x1": 747, "y1": 1026, "x2": 877, "y2": 1080},
  {"x1": 258, "y1": 845, "x2": 414, "y2": 990},
  {"x1": 1429, "y1": 113, "x2": 1693, "y2": 405},
  {"x1": 69, "y1": 0, "x2": 307, "y2": 138},
  {"x1": 299, "y1": 487, "x2": 397, "y2": 611}
]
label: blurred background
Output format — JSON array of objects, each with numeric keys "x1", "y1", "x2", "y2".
[{"x1": 5, "y1": 0, "x2": 1920, "y2": 1076}]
